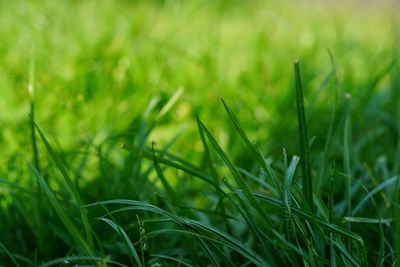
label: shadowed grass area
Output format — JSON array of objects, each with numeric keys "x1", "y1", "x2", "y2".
[{"x1": 0, "y1": 0, "x2": 400, "y2": 266}]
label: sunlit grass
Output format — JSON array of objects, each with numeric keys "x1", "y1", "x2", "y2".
[{"x1": 0, "y1": 0, "x2": 399, "y2": 266}]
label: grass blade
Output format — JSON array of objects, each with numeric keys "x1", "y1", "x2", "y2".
[
  {"x1": 99, "y1": 218, "x2": 142, "y2": 267},
  {"x1": 82, "y1": 200, "x2": 269, "y2": 266},
  {"x1": 343, "y1": 93, "x2": 352, "y2": 245},
  {"x1": 28, "y1": 163, "x2": 94, "y2": 256},
  {"x1": 0, "y1": 242, "x2": 20, "y2": 267},
  {"x1": 293, "y1": 59, "x2": 313, "y2": 209},
  {"x1": 197, "y1": 117, "x2": 270, "y2": 224},
  {"x1": 221, "y1": 98, "x2": 281, "y2": 193},
  {"x1": 32, "y1": 122, "x2": 94, "y2": 251}
]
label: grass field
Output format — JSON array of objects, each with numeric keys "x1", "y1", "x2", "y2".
[{"x1": 1, "y1": 0, "x2": 400, "y2": 266}]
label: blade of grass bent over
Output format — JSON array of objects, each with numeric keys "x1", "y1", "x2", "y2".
[
  {"x1": 99, "y1": 218, "x2": 142, "y2": 267},
  {"x1": 83, "y1": 200, "x2": 269, "y2": 266}
]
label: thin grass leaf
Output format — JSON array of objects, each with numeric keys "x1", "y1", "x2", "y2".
[
  {"x1": 221, "y1": 98, "x2": 281, "y2": 193},
  {"x1": 283, "y1": 152, "x2": 299, "y2": 241},
  {"x1": 197, "y1": 117, "x2": 270, "y2": 224},
  {"x1": 353, "y1": 175, "x2": 399, "y2": 215},
  {"x1": 343, "y1": 217, "x2": 393, "y2": 224},
  {"x1": 343, "y1": 93, "x2": 352, "y2": 236},
  {"x1": 150, "y1": 254, "x2": 194, "y2": 267},
  {"x1": 196, "y1": 236, "x2": 221, "y2": 267},
  {"x1": 124, "y1": 146, "x2": 225, "y2": 195},
  {"x1": 28, "y1": 163, "x2": 94, "y2": 256},
  {"x1": 196, "y1": 114, "x2": 233, "y2": 234},
  {"x1": 329, "y1": 156, "x2": 336, "y2": 224},
  {"x1": 38, "y1": 256, "x2": 127, "y2": 267},
  {"x1": 293, "y1": 59, "x2": 313, "y2": 208},
  {"x1": 222, "y1": 178, "x2": 276, "y2": 263},
  {"x1": 99, "y1": 218, "x2": 142, "y2": 267},
  {"x1": 152, "y1": 145, "x2": 184, "y2": 206},
  {"x1": 252, "y1": 192, "x2": 365, "y2": 245},
  {"x1": 148, "y1": 229, "x2": 233, "y2": 266},
  {"x1": 329, "y1": 233, "x2": 337, "y2": 267},
  {"x1": 0, "y1": 241, "x2": 21, "y2": 267},
  {"x1": 332, "y1": 238, "x2": 362, "y2": 267},
  {"x1": 82, "y1": 200, "x2": 269, "y2": 266},
  {"x1": 155, "y1": 87, "x2": 184, "y2": 122},
  {"x1": 32, "y1": 121, "x2": 94, "y2": 250}
]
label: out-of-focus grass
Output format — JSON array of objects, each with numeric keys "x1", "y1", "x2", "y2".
[{"x1": 0, "y1": 0, "x2": 396, "y2": 152}]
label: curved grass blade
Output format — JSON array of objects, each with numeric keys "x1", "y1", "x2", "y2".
[
  {"x1": 82, "y1": 200, "x2": 269, "y2": 266},
  {"x1": 99, "y1": 218, "x2": 142, "y2": 267},
  {"x1": 353, "y1": 175, "x2": 398, "y2": 215},
  {"x1": 150, "y1": 254, "x2": 194, "y2": 267}
]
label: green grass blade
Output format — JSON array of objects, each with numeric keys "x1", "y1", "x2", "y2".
[
  {"x1": 83, "y1": 200, "x2": 269, "y2": 266},
  {"x1": 28, "y1": 163, "x2": 94, "y2": 256},
  {"x1": 99, "y1": 218, "x2": 142, "y2": 267},
  {"x1": 252, "y1": 192, "x2": 364, "y2": 244},
  {"x1": 293, "y1": 59, "x2": 313, "y2": 209},
  {"x1": 150, "y1": 254, "x2": 194, "y2": 267},
  {"x1": 343, "y1": 217, "x2": 393, "y2": 224},
  {"x1": 123, "y1": 145, "x2": 225, "y2": 195},
  {"x1": 0, "y1": 242, "x2": 21, "y2": 267},
  {"x1": 197, "y1": 117, "x2": 270, "y2": 223},
  {"x1": 221, "y1": 98, "x2": 281, "y2": 192},
  {"x1": 38, "y1": 256, "x2": 128, "y2": 267},
  {"x1": 353, "y1": 175, "x2": 398, "y2": 215},
  {"x1": 343, "y1": 93, "x2": 352, "y2": 223},
  {"x1": 155, "y1": 87, "x2": 184, "y2": 122},
  {"x1": 32, "y1": 121, "x2": 94, "y2": 250},
  {"x1": 283, "y1": 152, "x2": 299, "y2": 241}
]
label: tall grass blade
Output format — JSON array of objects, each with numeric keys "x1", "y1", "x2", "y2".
[
  {"x1": 343, "y1": 93, "x2": 352, "y2": 242},
  {"x1": 293, "y1": 59, "x2": 313, "y2": 209},
  {"x1": 197, "y1": 117, "x2": 270, "y2": 224},
  {"x1": 31, "y1": 122, "x2": 94, "y2": 253},
  {"x1": 221, "y1": 98, "x2": 281, "y2": 194},
  {"x1": 196, "y1": 115, "x2": 231, "y2": 233},
  {"x1": 28, "y1": 52, "x2": 40, "y2": 172},
  {"x1": 28, "y1": 163, "x2": 94, "y2": 256}
]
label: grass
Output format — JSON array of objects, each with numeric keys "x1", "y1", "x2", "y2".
[{"x1": 1, "y1": 0, "x2": 400, "y2": 266}]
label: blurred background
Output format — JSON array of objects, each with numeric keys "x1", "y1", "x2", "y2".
[{"x1": 0, "y1": 0, "x2": 398, "y2": 169}]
